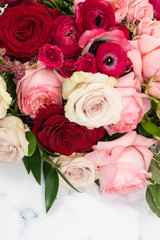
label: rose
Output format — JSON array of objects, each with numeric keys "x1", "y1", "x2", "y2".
[
  {"x1": 59, "y1": 59, "x2": 76, "y2": 78},
  {"x1": 52, "y1": 15, "x2": 81, "y2": 58},
  {"x1": 147, "y1": 77, "x2": 160, "y2": 98},
  {"x1": 0, "y1": 76, "x2": 12, "y2": 119},
  {"x1": 106, "y1": 0, "x2": 130, "y2": 22},
  {"x1": 105, "y1": 72, "x2": 151, "y2": 135},
  {"x1": 149, "y1": 0, "x2": 160, "y2": 20},
  {"x1": 85, "y1": 131, "x2": 157, "y2": 194},
  {"x1": 39, "y1": 44, "x2": 63, "y2": 70},
  {"x1": 126, "y1": 0, "x2": 154, "y2": 25},
  {"x1": 75, "y1": 0, "x2": 115, "y2": 32},
  {"x1": 0, "y1": 115, "x2": 29, "y2": 163},
  {"x1": 74, "y1": 54, "x2": 98, "y2": 73},
  {"x1": 96, "y1": 42, "x2": 128, "y2": 78},
  {"x1": 16, "y1": 61, "x2": 62, "y2": 119},
  {"x1": 136, "y1": 17, "x2": 160, "y2": 38},
  {"x1": 33, "y1": 105, "x2": 105, "y2": 156},
  {"x1": 53, "y1": 153, "x2": 98, "y2": 188},
  {"x1": 63, "y1": 72, "x2": 122, "y2": 128},
  {"x1": 0, "y1": 1, "x2": 58, "y2": 58}
]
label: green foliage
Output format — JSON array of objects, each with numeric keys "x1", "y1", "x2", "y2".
[
  {"x1": 43, "y1": 0, "x2": 74, "y2": 16},
  {"x1": 22, "y1": 156, "x2": 30, "y2": 174},
  {"x1": 26, "y1": 131, "x2": 37, "y2": 157}
]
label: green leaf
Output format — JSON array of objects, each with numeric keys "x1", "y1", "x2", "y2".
[
  {"x1": 45, "y1": 167, "x2": 59, "y2": 213},
  {"x1": 146, "y1": 186, "x2": 160, "y2": 217},
  {"x1": 141, "y1": 118, "x2": 160, "y2": 137},
  {"x1": 42, "y1": 152, "x2": 62, "y2": 168},
  {"x1": 43, "y1": 0, "x2": 55, "y2": 8},
  {"x1": 28, "y1": 147, "x2": 41, "y2": 185},
  {"x1": 149, "y1": 159, "x2": 160, "y2": 184},
  {"x1": 95, "y1": 179, "x2": 100, "y2": 187},
  {"x1": 157, "y1": 103, "x2": 160, "y2": 119},
  {"x1": 137, "y1": 123, "x2": 153, "y2": 138},
  {"x1": 26, "y1": 131, "x2": 37, "y2": 157},
  {"x1": 22, "y1": 156, "x2": 30, "y2": 174},
  {"x1": 151, "y1": 184, "x2": 160, "y2": 209},
  {"x1": 43, "y1": 161, "x2": 51, "y2": 181}
]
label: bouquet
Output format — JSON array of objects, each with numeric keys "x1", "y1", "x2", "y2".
[{"x1": 0, "y1": 0, "x2": 160, "y2": 216}]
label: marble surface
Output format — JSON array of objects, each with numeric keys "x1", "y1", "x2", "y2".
[{"x1": 0, "y1": 161, "x2": 160, "y2": 240}]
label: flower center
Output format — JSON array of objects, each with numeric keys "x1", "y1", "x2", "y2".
[
  {"x1": 95, "y1": 15, "x2": 102, "y2": 26},
  {"x1": 105, "y1": 56, "x2": 115, "y2": 66},
  {"x1": 89, "y1": 40, "x2": 106, "y2": 55}
]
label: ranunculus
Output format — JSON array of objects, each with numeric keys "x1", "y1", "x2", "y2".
[
  {"x1": 0, "y1": 1, "x2": 58, "y2": 58},
  {"x1": 0, "y1": 115, "x2": 29, "y2": 163},
  {"x1": 16, "y1": 61, "x2": 62, "y2": 119},
  {"x1": 105, "y1": 72, "x2": 151, "y2": 135},
  {"x1": 53, "y1": 153, "x2": 98, "y2": 188},
  {"x1": 149, "y1": 0, "x2": 160, "y2": 20},
  {"x1": 110, "y1": 22, "x2": 130, "y2": 39},
  {"x1": 126, "y1": 0, "x2": 154, "y2": 25},
  {"x1": 59, "y1": 59, "x2": 76, "y2": 78},
  {"x1": 74, "y1": 54, "x2": 97, "y2": 73},
  {"x1": 52, "y1": 15, "x2": 81, "y2": 58},
  {"x1": 147, "y1": 77, "x2": 160, "y2": 98},
  {"x1": 63, "y1": 72, "x2": 122, "y2": 128},
  {"x1": 33, "y1": 105, "x2": 105, "y2": 156},
  {"x1": 39, "y1": 44, "x2": 63, "y2": 70},
  {"x1": 75, "y1": 0, "x2": 115, "y2": 32},
  {"x1": 136, "y1": 17, "x2": 160, "y2": 38},
  {"x1": 0, "y1": 76, "x2": 12, "y2": 119},
  {"x1": 106, "y1": 0, "x2": 130, "y2": 22},
  {"x1": 85, "y1": 131, "x2": 157, "y2": 194},
  {"x1": 96, "y1": 42, "x2": 128, "y2": 78}
]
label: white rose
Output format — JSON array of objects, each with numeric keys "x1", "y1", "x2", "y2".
[
  {"x1": 53, "y1": 153, "x2": 98, "y2": 189},
  {"x1": 0, "y1": 76, "x2": 12, "y2": 118},
  {"x1": 63, "y1": 72, "x2": 122, "y2": 128},
  {"x1": 0, "y1": 116, "x2": 29, "y2": 163}
]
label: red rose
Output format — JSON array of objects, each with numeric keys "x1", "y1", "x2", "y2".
[
  {"x1": 74, "y1": 54, "x2": 98, "y2": 73},
  {"x1": 33, "y1": 105, "x2": 105, "y2": 156},
  {"x1": 0, "y1": 0, "x2": 58, "y2": 58},
  {"x1": 59, "y1": 59, "x2": 76, "y2": 78},
  {"x1": 75, "y1": 0, "x2": 115, "y2": 32}
]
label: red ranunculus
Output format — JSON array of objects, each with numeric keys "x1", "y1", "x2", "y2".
[
  {"x1": 0, "y1": 0, "x2": 59, "y2": 58},
  {"x1": 74, "y1": 54, "x2": 98, "y2": 73},
  {"x1": 149, "y1": 0, "x2": 160, "y2": 20},
  {"x1": 33, "y1": 105, "x2": 105, "y2": 156},
  {"x1": 75, "y1": 0, "x2": 115, "y2": 32},
  {"x1": 110, "y1": 23, "x2": 130, "y2": 39}
]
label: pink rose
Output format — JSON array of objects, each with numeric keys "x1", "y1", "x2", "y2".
[
  {"x1": 74, "y1": 54, "x2": 97, "y2": 73},
  {"x1": 39, "y1": 44, "x2": 63, "y2": 70},
  {"x1": 85, "y1": 131, "x2": 156, "y2": 194},
  {"x1": 106, "y1": 0, "x2": 130, "y2": 22},
  {"x1": 59, "y1": 59, "x2": 76, "y2": 78},
  {"x1": 149, "y1": 0, "x2": 160, "y2": 20},
  {"x1": 126, "y1": 0, "x2": 154, "y2": 25},
  {"x1": 147, "y1": 77, "x2": 160, "y2": 98},
  {"x1": 136, "y1": 18, "x2": 160, "y2": 38},
  {"x1": 128, "y1": 35, "x2": 160, "y2": 82},
  {"x1": 16, "y1": 61, "x2": 62, "y2": 118},
  {"x1": 105, "y1": 72, "x2": 151, "y2": 135}
]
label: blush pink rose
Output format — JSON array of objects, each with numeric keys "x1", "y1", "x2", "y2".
[
  {"x1": 16, "y1": 61, "x2": 62, "y2": 118},
  {"x1": 105, "y1": 72, "x2": 151, "y2": 135},
  {"x1": 136, "y1": 18, "x2": 160, "y2": 38},
  {"x1": 147, "y1": 77, "x2": 160, "y2": 98},
  {"x1": 126, "y1": 0, "x2": 154, "y2": 25},
  {"x1": 85, "y1": 131, "x2": 156, "y2": 194}
]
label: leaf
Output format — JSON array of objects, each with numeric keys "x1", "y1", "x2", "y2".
[
  {"x1": 43, "y1": 161, "x2": 51, "y2": 181},
  {"x1": 137, "y1": 123, "x2": 153, "y2": 138},
  {"x1": 149, "y1": 159, "x2": 160, "y2": 184},
  {"x1": 141, "y1": 118, "x2": 160, "y2": 137},
  {"x1": 95, "y1": 179, "x2": 100, "y2": 187},
  {"x1": 151, "y1": 184, "x2": 160, "y2": 209},
  {"x1": 146, "y1": 186, "x2": 160, "y2": 217},
  {"x1": 45, "y1": 167, "x2": 59, "y2": 213},
  {"x1": 28, "y1": 147, "x2": 41, "y2": 185},
  {"x1": 26, "y1": 131, "x2": 37, "y2": 157},
  {"x1": 42, "y1": 152, "x2": 62, "y2": 168},
  {"x1": 22, "y1": 156, "x2": 30, "y2": 174},
  {"x1": 157, "y1": 103, "x2": 160, "y2": 119}
]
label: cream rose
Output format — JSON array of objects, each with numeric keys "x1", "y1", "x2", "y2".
[
  {"x1": 0, "y1": 76, "x2": 12, "y2": 119},
  {"x1": 62, "y1": 72, "x2": 122, "y2": 128},
  {"x1": 0, "y1": 116, "x2": 29, "y2": 163},
  {"x1": 53, "y1": 153, "x2": 98, "y2": 188}
]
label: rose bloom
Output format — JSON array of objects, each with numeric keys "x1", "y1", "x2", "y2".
[
  {"x1": 136, "y1": 17, "x2": 160, "y2": 38},
  {"x1": 16, "y1": 61, "x2": 62, "y2": 119},
  {"x1": 105, "y1": 72, "x2": 151, "y2": 135},
  {"x1": 52, "y1": 15, "x2": 81, "y2": 58},
  {"x1": 85, "y1": 131, "x2": 157, "y2": 194},
  {"x1": 149, "y1": 0, "x2": 160, "y2": 20},
  {"x1": 33, "y1": 105, "x2": 105, "y2": 156},
  {"x1": 0, "y1": 76, "x2": 12, "y2": 119},
  {"x1": 53, "y1": 153, "x2": 98, "y2": 188},
  {"x1": 74, "y1": 54, "x2": 97, "y2": 73},
  {"x1": 63, "y1": 72, "x2": 122, "y2": 128},
  {"x1": 59, "y1": 59, "x2": 76, "y2": 78},
  {"x1": 75, "y1": 0, "x2": 115, "y2": 32},
  {"x1": 0, "y1": 115, "x2": 29, "y2": 163},
  {"x1": 39, "y1": 44, "x2": 63, "y2": 70},
  {"x1": 128, "y1": 35, "x2": 160, "y2": 82},
  {"x1": 126, "y1": 0, "x2": 154, "y2": 26},
  {"x1": 0, "y1": 1, "x2": 58, "y2": 58},
  {"x1": 147, "y1": 77, "x2": 160, "y2": 98}
]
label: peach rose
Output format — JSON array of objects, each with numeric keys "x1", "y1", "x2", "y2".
[
  {"x1": 0, "y1": 76, "x2": 12, "y2": 119},
  {"x1": 16, "y1": 61, "x2": 62, "y2": 118},
  {"x1": 85, "y1": 131, "x2": 156, "y2": 194},
  {"x1": 136, "y1": 17, "x2": 160, "y2": 37}
]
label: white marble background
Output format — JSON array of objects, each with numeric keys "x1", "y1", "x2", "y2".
[{"x1": 0, "y1": 161, "x2": 160, "y2": 240}]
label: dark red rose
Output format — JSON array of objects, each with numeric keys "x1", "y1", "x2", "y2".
[
  {"x1": 33, "y1": 105, "x2": 105, "y2": 156},
  {"x1": 74, "y1": 54, "x2": 98, "y2": 73},
  {"x1": 59, "y1": 59, "x2": 76, "y2": 78},
  {"x1": 52, "y1": 15, "x2": 82, "y2": 58},
  {"x1": 110, "y1": 23, "x2": 130, "y2": 40},
  {"x1": 75, "y1": 0, "x2": 115, "y2": 32},
  {"x1": 0, "y1": 0, "x2": 59, "y2": 58}
]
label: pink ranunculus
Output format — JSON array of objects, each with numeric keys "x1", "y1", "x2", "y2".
[
  {"x1": 16, "y1": 61, "x2": 62, "y2": 119},
  {"x1": 149, "y1": 0, "x2": 160, "y2": 20},
  {"x1": 147, "y1": 77, "x2": 160, "y2": 98},
  {"x1": 126, "y1": 0, "x2": 154, "y2": 25},
  {"x1": 110, "y1": 22, "x2": 130, "y2": 39},
  {"x1": 106, "y1": 0, "x2": 130, "y2": 22},
  {"x1": 85, "y1": 131, "x2": 157, "y2": 194},
  {"x1": 105, "y1": 72, "x2": 151, "y2": 135},
  {"x1": 59, "y1": 59, "x2": 76, "y2": 78},
  {"x1": 39, "y1": 44, "x2": 63, "y2": 70},
  {"x1": 128, "y1": 35, "x2": 160, "y2": 82},
  {"x1": 74, "y1": 54, "x2": 98, "y2": 73},
  {"x1": 136, "y1": 17, "x2": 160, "y2": 38}
]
